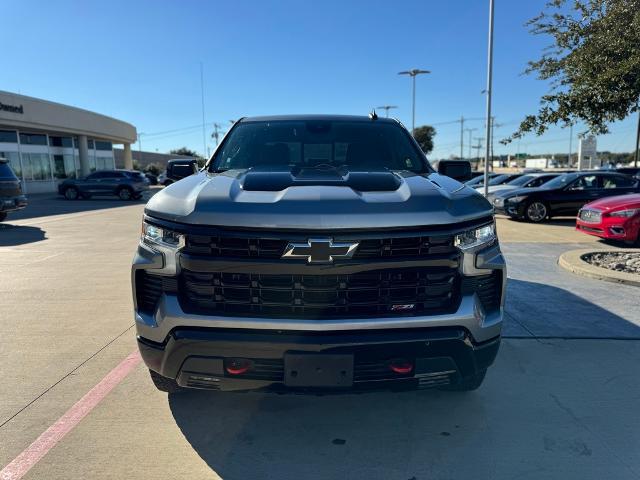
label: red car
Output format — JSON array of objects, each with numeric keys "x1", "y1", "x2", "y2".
[{"x1": 577, "y1": 193, "x2": 640, "y2": 244}]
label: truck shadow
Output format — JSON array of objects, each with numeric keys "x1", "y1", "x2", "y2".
[
  {"x1": 167, "y1": 279, "x2": 638, "y2": 479},
  {"x1": 0, "y1": 224, "x2": 46, "y2": 246},
  {"x1": 8, "y1": 188, "x2": 160, "y2": 221}
]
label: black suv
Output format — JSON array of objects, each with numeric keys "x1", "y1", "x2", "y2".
[
  {"x1": 0, "y1": 158, "x2": 27, "y2": 222},
  {"x1": 493, "y1": 171, "x2": 640, "y2": 222},
  {"x1": 58, "y1": 169, "x2": 149, "y2": 200}
]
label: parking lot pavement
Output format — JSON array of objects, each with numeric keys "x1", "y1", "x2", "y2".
[{"x1": 1, "y1": 201, "x2": 639, "y2": 479}]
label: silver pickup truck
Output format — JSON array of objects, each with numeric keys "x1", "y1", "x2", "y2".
[{"x1": 132, "y1": 115, "x2": 506, "y2": 394}]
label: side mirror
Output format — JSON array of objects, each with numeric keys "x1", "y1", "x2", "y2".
[{"x1": 437, "y1": 160, "x2": 472, "y2": 182}]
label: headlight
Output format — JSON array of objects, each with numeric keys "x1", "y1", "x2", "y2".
[
  {"x1": 505, "y1": 195, "x2": 528, "y2": 204},
  {"x1": 454, "y1": 222, "x2": 496, "y2": 251},
  {"x1": 609, "y1": 208, "x2": 640, "y2": 218},
  {"x1": 141, "y1": 221, "x2": 184, "y2": 249}
]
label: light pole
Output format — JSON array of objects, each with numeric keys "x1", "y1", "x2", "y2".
[
  {"x1": 634, "y1": 109, "x2": 640, "y2": 168},
  {"x1": 483, "y1": 0, "x2": 495, "y2": 197},
  {"x1": 376, "y1": 105, "x2": 398, "y2": 118},
  {"x1": 398, "y1": 69, "x2": 430, "y2": 135}
]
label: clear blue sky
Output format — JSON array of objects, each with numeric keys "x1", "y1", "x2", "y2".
[{"x1": 3, "y1": 0, "x2": 637, "y2": 159}]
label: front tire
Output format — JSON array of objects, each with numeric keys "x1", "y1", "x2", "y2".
[
  {"x1": 117, "y1": 187, "x2": 134, "y2": 200},
  {"x1": 63, "y1": 186, "x2": 80, "y2": 200},
  {"x1": 524, "y1": 201, "x2": 548, "y2": 223},
  {"x1": 149, "y1": 370, "x2": 182, "y2": 393},
  {"x1": 440, "y1": 369, "x2": 487, "y2": 392}
]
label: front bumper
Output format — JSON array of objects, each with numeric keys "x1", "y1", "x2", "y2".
[
  {"x1": 576, "y1": 216, "x2": 640, "y2": 242},
  {"x1": 1, "y1": 195, "x2": 27, "y2": 212},
  {"x1": 133, "y1": 224, "x2": 506, "y2": 392},
  {"x1": 138, "y1": 326, "x2": 500, "y2": 392}
]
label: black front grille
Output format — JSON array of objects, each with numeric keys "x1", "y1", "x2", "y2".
[
  {"x1": 460, "y1": 271, "x2": 502, "y2": 313},
  {"x1": 180, "y1": 267, "x2": 459, "y2": 319},
  {"x1": 135, "y1": 271, "x2": 178, "y2": 314},
  {"x1": 183, "y1": 233, "x2": 456, "y2": 259}
]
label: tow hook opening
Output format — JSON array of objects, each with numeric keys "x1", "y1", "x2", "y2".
[
  {"x1": 389, "y1": 359, "x2": 414, "y2": 374},
  {"x1": 224, "y1": 358, "x2": 253, "y2": 375}
]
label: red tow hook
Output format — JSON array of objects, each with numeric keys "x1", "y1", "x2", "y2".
[
  {"x1": 389, "y1": 359, "x2": 414, "y2": 374},
  {"x1": 225, "y1": 358, "x2": 253, "y2": 375}
]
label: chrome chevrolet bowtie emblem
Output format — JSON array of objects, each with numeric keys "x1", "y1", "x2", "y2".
[{"x1": 282, "y1": 238, "x2": 359, "y2": 264}]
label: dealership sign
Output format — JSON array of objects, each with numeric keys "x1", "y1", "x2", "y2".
[{"x1": 0, "y1": 102, "x2": 24, "y2": 114}]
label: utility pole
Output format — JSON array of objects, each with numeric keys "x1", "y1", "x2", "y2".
[
  {"x1": 489, "y1": 117, "x2": 503, "y2": 169},
  {"x1": 200, "y1": 62, "x2": 207, "y2": 159},
  {"x1": 483, "y1": 0, "x2": 495, "y2": 197},
  {"x1": 398, "y1": 69, "x2": 431, "y2": 135},
  {"x1": 376, "y1": 105, "x2": 398, "y2": 118},
  {"x1": 473, "y1": 138, "x2": 484, "y2": 166},
  {"x1": 459, "y1": 116, "x2": 465, "y2": 159},
  {"x1": 211, "y1": 123, "x2": 225, "y2": 146},
  {"x1": 465, "y1": 128, "x2": 477, "y2": 159},
  {"x1": 137, "y1": 133, "x2": 144, "y2": 165}
]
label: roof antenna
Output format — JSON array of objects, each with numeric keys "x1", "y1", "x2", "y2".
[{"x1": 369, "y1": 109, "x2": 378, "y2": 120}]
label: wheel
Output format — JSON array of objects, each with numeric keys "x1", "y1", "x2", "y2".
[
  {"x1": 117, "y1": 187, "x2": 134, "y2": 200},
  {"x1": 149, "y1": 369, "x2": 182, "y2": 393},
  {"x1": 63, "y1": 186, "x2": 80, "y2": 200},
  {"x1": 524, "y1": 201, "x2": 548, "y2": 223},
  {"x1": 440, "y1": 369, "x2": 487, "y2": 392},
  {"x1": 0, "y1": 211, "x2": 7, "y2": 222}
]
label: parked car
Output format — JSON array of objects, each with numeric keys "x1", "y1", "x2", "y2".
[
  {"x1": 577, "y1": 193, "x2": 640, "y2": 244},
  {"x1": 133, "y1": 114, "x2": 505, "y2": 394},
  {"x1": 465, "y1": 172, "x2": 500, "y2": 187},
  {"x1": 493, "y1": 171, "x2": 639, "y2": 222},
  {"x1": 0, "y1": 157, "x2": 27, "y2": 222},
  {"x1": 58, "y1": 169, "x2": 149, "y2": 200},
  {"x1": 480, "y1": 173, "x2": 561, "y2": 201},
  {"x1": 616, "y1": 167, "x2": 640, "y2": 179},
  {"x1": 159, "y1": 159, "x2": 199, "y2": 186}
]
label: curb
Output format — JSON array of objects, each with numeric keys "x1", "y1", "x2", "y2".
[{"x1": 558, "y1": 249, "x2": 640, "y2": 287}]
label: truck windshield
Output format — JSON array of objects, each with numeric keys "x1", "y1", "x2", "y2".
[{"x1": 210, "y1": 120, "x2": 429, "y2": 173}]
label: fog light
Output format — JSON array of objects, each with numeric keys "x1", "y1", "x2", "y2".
[
  {"x1": 224, "y1": 358, "x2": 253, "y2": 375},
  {"x1": 610, "y1": 226, "x2": 625, "y2": 235},
  {"x1": 389, "y1": 359, "x2": 413, "y2": 374}
]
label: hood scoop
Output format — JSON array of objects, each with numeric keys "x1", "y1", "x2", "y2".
[{"x1": 239, "y1": 167, "x2": 402, "y2": 192}]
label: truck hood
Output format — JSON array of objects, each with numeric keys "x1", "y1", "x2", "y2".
[{"x1": 144, "y1": 169, "x2": 493, "y2": 229}]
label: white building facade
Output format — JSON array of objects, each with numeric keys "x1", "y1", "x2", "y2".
[{"x1": 0, "y1": 91, "x2": 136, "y2": 193}]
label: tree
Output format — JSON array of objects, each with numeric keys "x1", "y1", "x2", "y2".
[
  {"x1": 509, "y1": 0, "x2": 640, "y2": 141},
  {"x1": 169, "y1": 147, "x2": 199, "y2": 158},
  {"x1": 413, "y1": 125, "x2": 436, "y2": 154}
]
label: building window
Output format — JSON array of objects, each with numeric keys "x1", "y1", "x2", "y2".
[
  {"x1": 0, "y1": 151, "x2": 21, "y2": 179},
  {"x1": 49, "y1": 136, "x2": 73, "y2": 148},
  {"x1": 19, "y1": 133, "x2": 48, "y2": 146},
  {"x1": 0, "y1": 130, "x2": 18, "y2": 143},
  {"x1": 95, "y1": 156, "x2": 115, "y2": 170},
  {"x1": 21, "y1": 153, "x2": 52, "y2": 181},
  {"x1": 95, "y1": 140, "x2": 112, "y2": 151},
  {"x1": 53, "y1": 154, "x2": 77, "y2": 179}
]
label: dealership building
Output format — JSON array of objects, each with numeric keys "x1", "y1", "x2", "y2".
[{"x1": 0, "y1": 90, "x2": 137, "y2": 193}]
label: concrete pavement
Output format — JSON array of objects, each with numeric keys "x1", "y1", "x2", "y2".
[{"x1": 1, "y1": 198, "x2": 639, "y2": 479}]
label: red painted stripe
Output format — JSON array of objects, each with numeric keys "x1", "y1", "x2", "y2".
[{"x1": 0, "y1": 351, "x2": 141, "y2": 480}]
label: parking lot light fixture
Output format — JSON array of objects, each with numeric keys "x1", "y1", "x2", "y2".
[{"x1": 398, "y1": 69, "x2": 431, "y2": 135}]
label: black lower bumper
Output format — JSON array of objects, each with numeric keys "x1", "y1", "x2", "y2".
[
  {"x1": 1, "y1": 195, "x2": 27, "y2": 213},
  {"x1": 138, "y1": 327, "x2": 500, "y2": 392}
]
